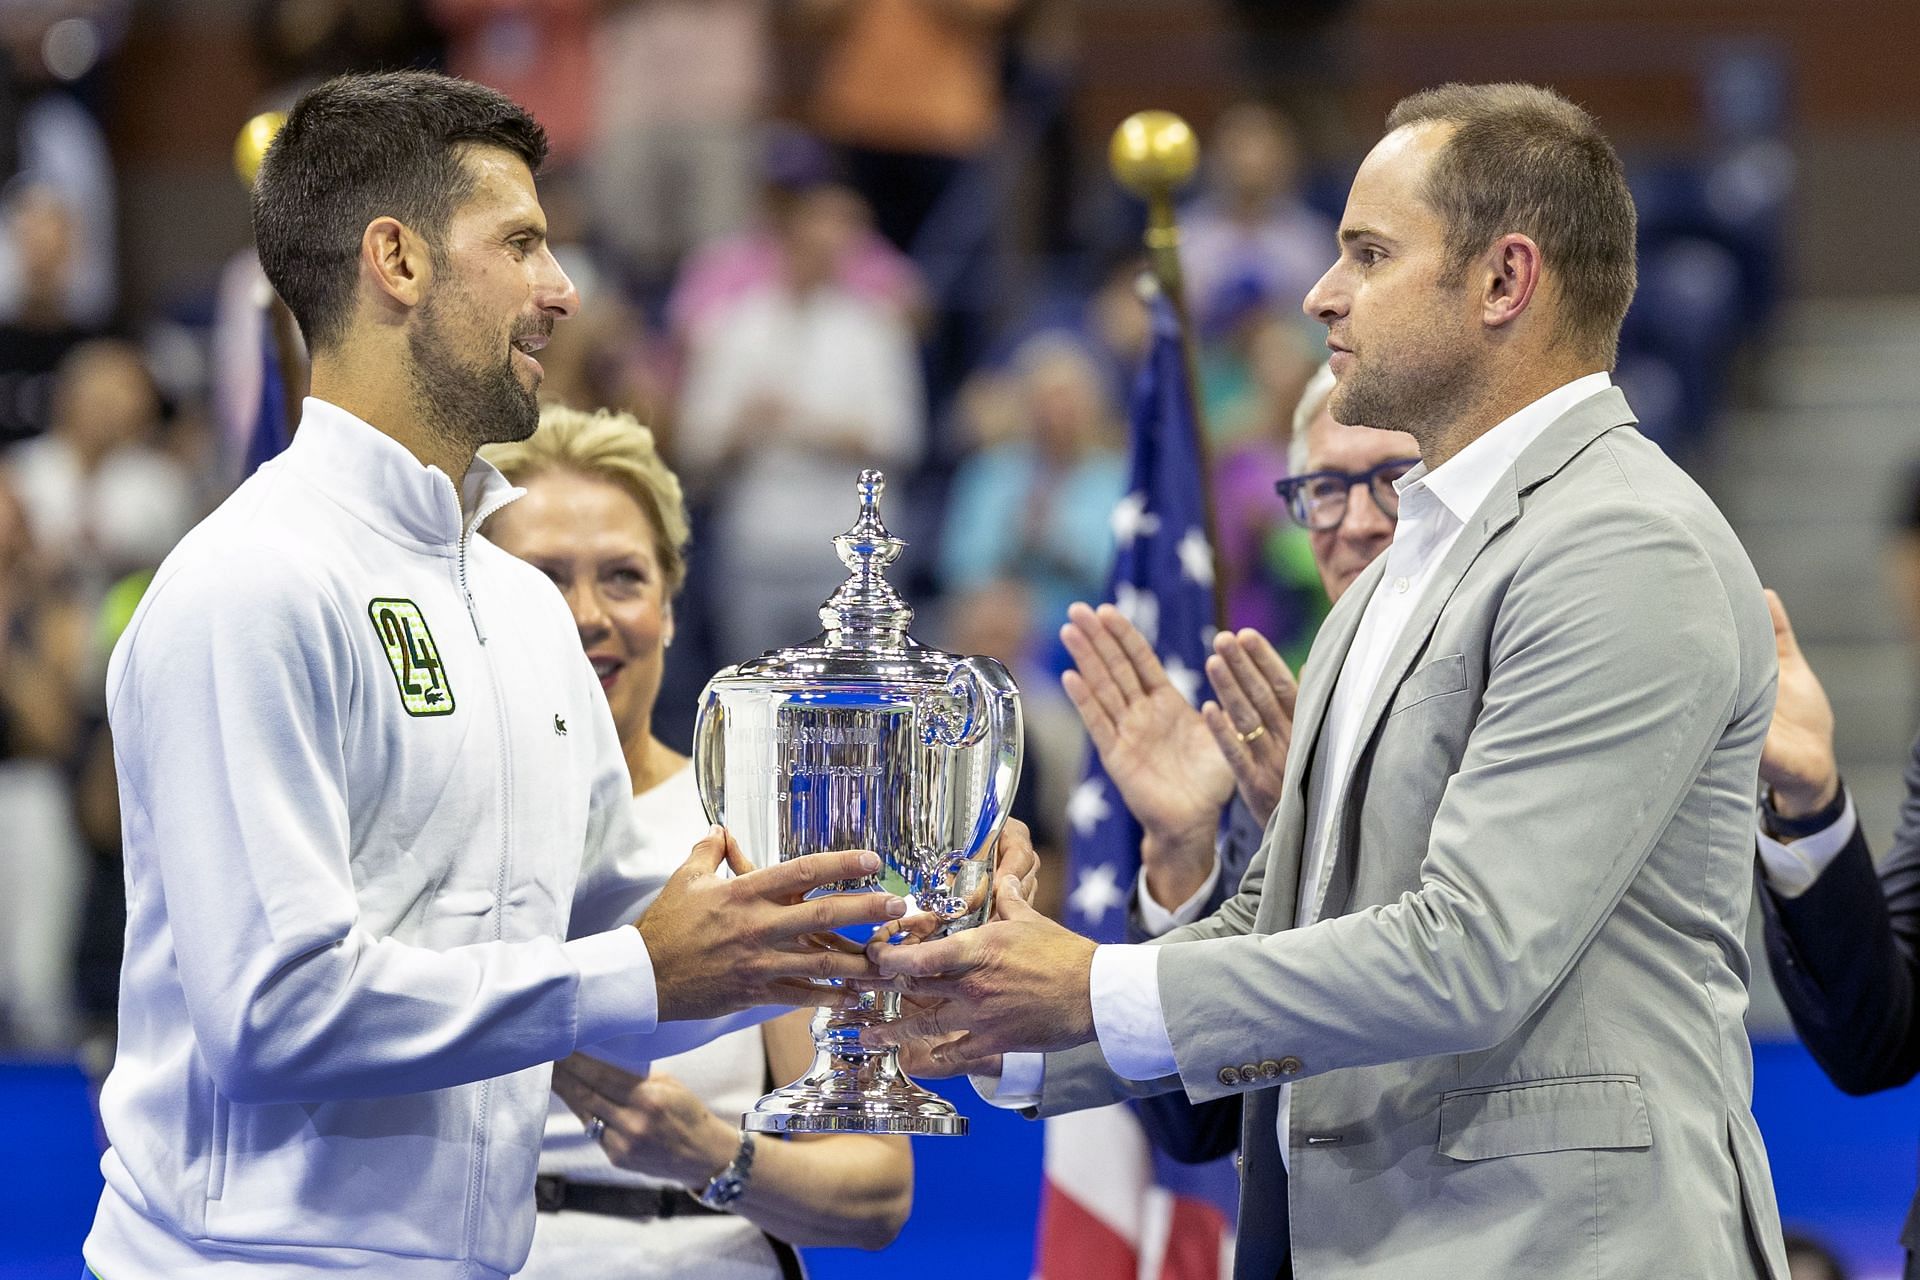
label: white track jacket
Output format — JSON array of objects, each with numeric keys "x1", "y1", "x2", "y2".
[{"x1": 84, "y1": 399, "x2": 744, "y2": 1278}]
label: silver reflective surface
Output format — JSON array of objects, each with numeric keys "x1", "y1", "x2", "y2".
[{"x1": 693, "y1": 470, "x2": 1022, "y2": 1135}]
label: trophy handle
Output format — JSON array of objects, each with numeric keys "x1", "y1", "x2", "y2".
[
  {"x1": 691, "y1": 666, "x2": 737, "y2": 828},
  {"x1": 936, "y1": 656, "x2": 1023, "y2": 928}
]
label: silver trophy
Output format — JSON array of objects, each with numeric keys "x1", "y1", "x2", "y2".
[{"x1": 693, "y1": 470, "x2": 1022, "y2": 1135}]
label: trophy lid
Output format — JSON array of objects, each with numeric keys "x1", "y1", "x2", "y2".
[{"x1": 725, "y1": 470, "x2": 962, "y2": 685}]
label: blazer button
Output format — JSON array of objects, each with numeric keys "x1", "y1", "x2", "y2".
[
  {"x1": 1258, "y1": 1059, "x2": 1283, "y2": 1079},
  {"x1": 1239, "y1": 1063, "x2": 1260, "y2": 1082},
  {"x1": 1278, "y1": 1056, "x2": 1303, "y2": 1075},
  {"x1": 1218, "y1": 1065, "x2": 1242, "y2": 1086}
]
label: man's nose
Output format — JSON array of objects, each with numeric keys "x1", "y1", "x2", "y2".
[
  {"x1": 536, "y1": 245, "x2": 580, "y2": 319},
  {"x1": 1302, "y1": 262, "x2": 1344, "y2": 324}
]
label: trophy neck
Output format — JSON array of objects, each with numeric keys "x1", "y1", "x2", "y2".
[{"x1": 818, "y1": 469, "x2": 912, "y2": 647}]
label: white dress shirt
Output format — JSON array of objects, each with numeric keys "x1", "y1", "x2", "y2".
[
  {"x1": 1755, "y1": 793, "x2": 1858, "y2": 897},
  {"x1": 989, "y1": 373, "x2": 1616, "y2": 1130}
]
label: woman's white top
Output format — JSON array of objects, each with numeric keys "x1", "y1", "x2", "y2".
[{"x1": 517, "y1": 763, "x2": 787, "y2": 1280}]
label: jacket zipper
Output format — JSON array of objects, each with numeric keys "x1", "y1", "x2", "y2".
[
  {"x1": 448, "y1": 472, "x2": 522, "y2": 1262},
  {"x1": 449, "y1": 475, "x2": 521, "y2": 645},
  {"x1": 465, "y1": 577, "x2": 516, "y2": 1265}
]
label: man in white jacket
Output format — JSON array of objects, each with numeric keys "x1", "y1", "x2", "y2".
[{"x1": 82, "y1": 71, "x2": 908, "y2": 1279}]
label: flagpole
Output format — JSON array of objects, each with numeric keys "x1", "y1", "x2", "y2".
[{"x1": 1109, "y1": 112, "x2": 1227, "y2": 632}]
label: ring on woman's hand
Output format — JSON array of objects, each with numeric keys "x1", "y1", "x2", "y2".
[
  {"x1": 585, "y1": 1114, "x2": 606, "y2": 1143},
  {"x1": 1237, "y1": 723, "x2": 1267, "y2": 745}
]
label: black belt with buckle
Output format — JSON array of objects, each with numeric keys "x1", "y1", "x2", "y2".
[
  {"x1": 532, "y1": 1174, "x2": 808, "y2": 1279},
  {"x1": 534, "y1": 1174, "x2": 723, "y2": 1220}
]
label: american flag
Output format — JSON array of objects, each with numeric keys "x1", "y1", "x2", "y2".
[
  {"x1": 1035, "y1": 291, "x2": 1239, "y2": 1280},
  {"x1": 243, "y1": 307, "x2": 293, "y2": 479}
]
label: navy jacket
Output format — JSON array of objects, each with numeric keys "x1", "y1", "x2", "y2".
[{"x1": 1761, "y1": 729, "x2": 1920, "y2": 1266}]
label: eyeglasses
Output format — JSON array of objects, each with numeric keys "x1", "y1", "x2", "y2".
[{"x1": 1274, "y1": 457, "x2": 1422, "y2": 531}]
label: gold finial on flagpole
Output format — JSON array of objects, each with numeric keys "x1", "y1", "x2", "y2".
[
  {"x1": 233, "y1": 111, "x2": 287, "y2": 188},
  {"x1": 1108, "y1": 110, "x2": 1199, "y2": 323},
  {"x1": 1109, "y1": 110, "x2": 1198, "y2": 200}
]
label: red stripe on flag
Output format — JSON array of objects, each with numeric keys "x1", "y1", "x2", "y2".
[
  {"x1": 1036, "y1": 1176, "x2": 1138, "y2": 1280},
  {"x1": 1159, "y1": 1193, "x2": 1229, "y2": 1280}
]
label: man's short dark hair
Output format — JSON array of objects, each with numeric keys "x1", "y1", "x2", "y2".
[
  {"x1": 251, "y1": 71, "x2": 548, "y2": 352},
  {"x1": 1386, "y1": 83, "x2": 1637, "y2": 365}
]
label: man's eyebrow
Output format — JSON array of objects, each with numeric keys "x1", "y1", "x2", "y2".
[{"x1": 1340, "y1": 224, "x2": 1392, "y2": 246}]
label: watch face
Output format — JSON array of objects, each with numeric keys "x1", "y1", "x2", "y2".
[
  {"x1": 700, "y1": 1176, "x2": 742, "y2": 1209},
  {"x1": 701, "y1": 1133, "x2": 755, "y2": 1208}
]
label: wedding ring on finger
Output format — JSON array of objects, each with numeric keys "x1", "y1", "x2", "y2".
[
  {"x1": 1237, "y1": 723, "x2": 1267, "y2": 745},
  {"x1": 585, "y1": 1114, "x2": 606, "y2": 1144}
]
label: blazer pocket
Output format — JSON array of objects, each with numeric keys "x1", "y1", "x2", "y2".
[
  {"x1": 1438, "y1": 1074, "x2": 1652, "y2": 1162},
  {"x1": 1387, "y1": 653, "x2": 1468, "y2": 717}
]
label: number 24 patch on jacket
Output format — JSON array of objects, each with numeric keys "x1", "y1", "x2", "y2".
[{"x1": 367, "y1": 598, "x2": 454, "y2": 716}]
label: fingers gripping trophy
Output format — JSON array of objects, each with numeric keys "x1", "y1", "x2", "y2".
[{"x1": 695, "y1": 471, "x2": 1022, "y2": 1135}]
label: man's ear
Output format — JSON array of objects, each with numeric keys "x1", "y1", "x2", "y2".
[
  {"x1": 362, "y1": 216, "x2": 432, "y2": 312},
  {"x1": 1480, "y1": 232, "x2": 1542, "y2": 332}
]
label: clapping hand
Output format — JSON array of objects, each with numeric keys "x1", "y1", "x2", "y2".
[
  {"x1": 1061, "y1": 603, "x2": 1297, "y2": 906},
  {"x1": 1759, "y1": 589, "x2": 1840, "y2": 818},
  {"x1": 1062, "y1": 603, "x2": 1234, "y2": 904},
  {"x1": 1200, "y1": 627, "x2": 1298, "y2": 826}
]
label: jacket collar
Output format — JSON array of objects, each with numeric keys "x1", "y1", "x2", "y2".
[
  {"x1": 279, "y1": 398, "x2": 523, "y2": 551},
  {"x1": 1272, "y1": 384, "x2": 1641, "y2": 925}
]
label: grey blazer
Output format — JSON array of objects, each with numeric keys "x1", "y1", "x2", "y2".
[{"x1": 1039, "y1": 390, "x2": 1790, "y2": 1280}]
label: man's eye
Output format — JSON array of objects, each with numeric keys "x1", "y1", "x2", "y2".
[{"x1": 1304, "y1": 478, "x2": 1346, "y2": 502}]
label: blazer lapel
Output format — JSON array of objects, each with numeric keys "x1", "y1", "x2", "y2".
[
  {"x1": 1306, "y1": 388, "x2": 1638, "y2": 924},
  {"x1": 1252, "y1": 554, "x2": 1382, "y2": 933}
]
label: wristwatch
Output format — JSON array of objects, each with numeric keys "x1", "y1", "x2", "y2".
[
  {"x1": 696, "y1": 1130, "x2": 757, "y2": 1210},
  {"x1": 1762, "y1": 779, "x2": 1847, "y2": 842}
]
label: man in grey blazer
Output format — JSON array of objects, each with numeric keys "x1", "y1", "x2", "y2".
[{"x1": 866, "y1": 82, "x2": 1790, "y2": 1279}]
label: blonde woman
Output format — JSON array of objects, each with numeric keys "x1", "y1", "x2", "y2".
[{"x1": 483, "y1": 405, "x2": 911, "y2": 1279}]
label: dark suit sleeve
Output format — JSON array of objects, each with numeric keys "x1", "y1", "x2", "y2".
[
  {"x1": 1125, "y1": 799, "x2": 1261, "y2": 1162},
  {"x1": 1762, "y1": 730, "x2": 1920, "y2": 1095}
]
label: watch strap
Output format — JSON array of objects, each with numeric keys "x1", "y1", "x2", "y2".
[
  {"x1": 1762, "y1": 779, "x2": 1848, "y2": 841},
  {"x1": 696, "y1": 1130, "x2": 757, "y2": 1210}
]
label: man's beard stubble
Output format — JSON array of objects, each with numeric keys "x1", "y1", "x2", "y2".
[
  {"x1": 1329, "y1": 342, "x2": 1481, "y2": 455},
  {"x1": 407, "y1": 290, "x2": 542, "y2": 458}
]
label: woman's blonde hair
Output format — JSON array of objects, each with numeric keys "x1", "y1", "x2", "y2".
[{"x1": 481, "y1": 405, "x2": 691, "y2": 595}]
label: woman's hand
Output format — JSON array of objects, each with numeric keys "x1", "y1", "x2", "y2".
[{"x1": 550, "y1": 1054, "x2": 739, "y2": 1189}]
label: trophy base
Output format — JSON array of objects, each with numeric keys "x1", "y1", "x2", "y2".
[{"x1": 742, "y1": 1077, "x2": 968, "y2": 1136}]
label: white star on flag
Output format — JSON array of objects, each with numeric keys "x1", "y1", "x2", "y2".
[
  {"x1": 1068, "y1": 863, "x2": 1127, "y2": 928},
  {"x1": 1110, "y1": 491, "x2": 1161, "y2": 544},
  {"x1": 1162, "y1": 655, "x2": 1201, "y2": 705},
  {"x1": 1113, "y1": 582, "x2": 1159, "y2": 648},
  {"x1": 1065, "y1": 778, "x2": 1113, "y2": 837},
  {"x1": 1177, "y1": 526, "x2": 1214, "y2": 587}
]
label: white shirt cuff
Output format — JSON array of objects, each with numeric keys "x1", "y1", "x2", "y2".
[
  {"x1": 1135, "y1": 855, "x2": 1222, "y2": 936},
  {"x1": 1756, "y1": 791, "x2": 1859, "y2": 899},
  {"x1": 565, "y1": 926, "x2": 658, "y2": 1045},
  {"x1": 1090, "y1": 943, "x2": 1178, "y2": 1081},
  {"x1": 976, "y1": 1053, "x2": 1044, "y2": 1109}
]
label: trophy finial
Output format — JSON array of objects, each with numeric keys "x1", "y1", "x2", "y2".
[{"x1": 821, "y1": 470, "x2": 911, "y2": 644}]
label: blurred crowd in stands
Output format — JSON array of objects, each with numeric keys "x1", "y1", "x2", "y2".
[{"x1": 0, "y1": 0, "x2": 1871, "y2": 1100}]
